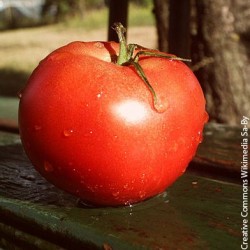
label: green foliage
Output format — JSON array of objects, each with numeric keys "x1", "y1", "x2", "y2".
[
  {"x1": 0, "y1": 0, "x2": 153, "y2": 30},
  {"x1": 84, "y1": 0, "x2": 106, "y2": 9},
  {"x1": 131, "y1": 0, "x2": 152, "y2": 7},
  {"x1": 58, "y1": 2, "x2": 154, "y2": 30}
]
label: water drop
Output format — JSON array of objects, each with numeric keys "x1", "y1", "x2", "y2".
[
  {"x1": 181, "y1": 168, "x2": 186, "y2": 174},
  {"x1": 203, "y1": 111, "x2": 209, "y2": 123},
  {"x1": 139, "y1": 191, "x2": 146, "y2": 199},
  {"x1": 112, "y1": 191, "x2": 120, "y2": 197},
  {"x1": 125, "y1": 201, "x2": 133, "y2": 207},
  {"x1": 153, "y1": 100, "x2": 168, "y2": 113},
  {"x1": 17, "y1": 91, "x2": 23, "y2": 99},
  {"x1": 48, "y1": 52, "x2": 69, "y2": 61},
  {"x1": 34, "y1": 125, "x2": 42, "y2": 131},
  {"x1": 94, "y1": 42, "x2": 104, "y2": 49},
  {"x1": 196, "y1": 131, "x2": 204, "y2": 143},
  {"x1": 84, "y1": 131, "x2": 93, "y2": 137},
  {"x1": 96, "y1": 92, "x2": 103, "y2": 99},
  {"x1": 44, "y1": 161, "x2": 54, "y2": 172},
  {"x1": 124, "y1": 202, "x2": 134, "y2": 215},
  {"x1": 63, "y1": 129, "x2": 74, "y2": 137}
]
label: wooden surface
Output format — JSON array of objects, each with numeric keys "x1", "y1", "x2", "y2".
[{"x1": 0, "y1": 97, "x2": 244, "y2": 249}]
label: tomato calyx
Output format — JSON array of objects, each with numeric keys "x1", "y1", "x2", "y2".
[{"x1": 112, "y1": 22, "x2": 191, "y2": 112}]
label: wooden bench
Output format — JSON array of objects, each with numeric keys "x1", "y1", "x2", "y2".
[{"x1": 0, "y1": 97, "x2": 243, "y2": 249}]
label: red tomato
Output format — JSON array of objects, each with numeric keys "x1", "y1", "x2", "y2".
[{"x1": 19, "y1": 41, "x2": 208, "y2": 206}]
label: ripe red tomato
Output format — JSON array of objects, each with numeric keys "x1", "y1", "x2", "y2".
[{"x1": 19, "y1": 40, "x2": 208, "y2": 206}]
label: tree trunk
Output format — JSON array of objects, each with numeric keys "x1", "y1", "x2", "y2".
[
  {"x1": 191, "y1": 0, "x2": 250, "y2": 125},
  {"x1": 153, "y1": 0, "x2": 250, "y2": 125},
  {"x1": 153, "y1": 0, "x2": 190, "y2": 57},
  {"x1": 153, "y1": 0, "x2": 169, "y2": 52},
  {"x1": 108, "y1": 0, "x2": 129, "y2": 42},
  {"x1": 168, "y1": 0, "x2": 191, "y2": 58}
]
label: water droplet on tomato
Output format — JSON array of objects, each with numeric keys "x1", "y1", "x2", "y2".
[
  {"x1": 84, "y1": 131, "x2": 93, "y2": 137},
  {"x1": 112, "y1": 191, "x2": 120, "y2": 197},
  {"x1": 97, "y1": 92, "x2": 103, "y2": 98},
  {"x1": 196, "y1": 131, "x2": 203, "y2": 143},
  {"x1": 80, "y1": 179, "x2": 85, "y2": 184},
  {"x1": 139, "y1": 191, "x2": 146, "y2": 199},
  {"x1": 94, "y1": 42, "x2": 104, "y2": 49},
  {"x1": 44, "y1": 161, "x2": 54, "y2": 172},
  {"x1": 48, "y1": 52, "x2": 69, "y2": 61},
  {"x1": 17, "y1": 91, "x2": 23, "y2": 99},
  {"x1": 34, "y1": 125, "x2": 42, "y2": 131},
  {"x1": 203, "y1": 111, "x2": 209, "y2": 123},
  {"x1": 154, "y1": 100, "x2": 168, "y2": 113},
  {"x1": 63, "y1": 129, "x2": 74, "y2": 137}
]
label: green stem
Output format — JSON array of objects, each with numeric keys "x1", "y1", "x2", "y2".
[
  {"x1": 112, "y1": 22, "x2": 191, "y2": 112},
  {"x1": 112, "y1": 22, "x2": 128, "y2": 65},
  {"x1": 133, "y1": 51, "x2": 192, "y2": 63},
  {"x1": 129, "y1": 60, "x2": 158, "y2": 107}
]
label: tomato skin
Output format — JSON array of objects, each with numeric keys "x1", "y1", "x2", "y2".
[{"x1": 19, "y1": 41, "x2": 208, "y2": 206}]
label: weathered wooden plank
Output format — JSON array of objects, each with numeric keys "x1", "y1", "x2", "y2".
[
  {"x1": 0, "y1": 129, "x2": 242, "y2": 249},
  {"x1": 0, "y1": 175, "x2": 241, "y2": 250},
  {"x1": 190, "y1": 123, "x2": 242, "y2": 183},
  {"x1": 0, "y1": 131, "x2": 20, "y2": 146},
  {"x1": 0, "y1": 222, "x2": 65, "y2": 250}
]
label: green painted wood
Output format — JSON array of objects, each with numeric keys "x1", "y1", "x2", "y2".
[
  {"x1": 0, "y1": 131, "x2": 20, "y2": 146},
  {"x1": 190, "y1": 123, "x2": 242, "y2": 183},
  {"x1": 0, "y1": 97, "x2": 19, "y2": 133},
  {"x1": 0, "y1": 97, "x2": 18, "y2": 122},
  {"x1": 0, "y1": 175, "x2": 242, "y2": 250},
  {"x1": 0, "y1": 127, "x2": 242, "y2": 250},
  {"x1": 0, "y1": 222, "x2": 65, "y2": 250}
]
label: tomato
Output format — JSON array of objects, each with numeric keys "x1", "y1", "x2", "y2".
[{"x1": 19, "y1": 27, "x2": 208, "y2": 206}]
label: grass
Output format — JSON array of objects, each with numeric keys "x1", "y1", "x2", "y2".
[
  {"x1": 60, "y1": 3, "x2": 155, "y2": 30},
  {"x1": 128, "y1": 4, "x2": 155, "y2": 26},
  {"x1": 0, "y1": 4, "x2": 156, "y2": 97}
]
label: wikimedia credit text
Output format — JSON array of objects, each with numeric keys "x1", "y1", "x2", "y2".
[{"x1": 241, "y1": 116, "x2": 249, "y2": 250}]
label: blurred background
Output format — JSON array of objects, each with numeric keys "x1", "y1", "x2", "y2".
[{"x1": 0, "y1": 0, "x2": 249, "y2": 128}]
